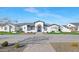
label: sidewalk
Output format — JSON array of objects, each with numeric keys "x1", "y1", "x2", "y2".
[{"x1": 23, "y1": 43, "x2": 56, "y2": 52}]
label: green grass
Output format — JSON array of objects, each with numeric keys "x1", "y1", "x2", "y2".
[
  {"x1": 0, "y1": 32, "x2": 24, "y2": 35},
  {"x1": 16, "y1": 32, "x2": 25, "y2": 34},
  {"x1": 0, "y1": 32, "x2": 14, "y2": 35},
  {"x1": 48, "y1": 32, "x2": 79, "y2": 35}
]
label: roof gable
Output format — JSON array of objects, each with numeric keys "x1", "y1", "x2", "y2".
[
  {"x1": 34, "y1": 20, "x2": 44, "y2": 24},
  {"x1": 17, "y1": 23, "x2": 34, "y2": 26},
  {"x1": 63, "y1": 25, "x2": 69, "y2": 29}
]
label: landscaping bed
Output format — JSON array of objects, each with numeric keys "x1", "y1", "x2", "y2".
[
  {"x1": 50, "y1": 42, "x2": 79, "y2": 52},
  {"x1": 0, "y1": 45, "x2": 26, "y2": 52},
  {"x1": 0, "y1": 41, "x2": 27, "y2": 52}
]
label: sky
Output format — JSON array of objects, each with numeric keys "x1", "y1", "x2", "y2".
[{"x1": 0, "y1": 7, "x2": 79, "y2": 25}]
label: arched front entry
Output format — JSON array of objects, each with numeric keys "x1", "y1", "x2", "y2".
[{"x1": 37, "y1": 25, "x2": 42, "y2": 32}]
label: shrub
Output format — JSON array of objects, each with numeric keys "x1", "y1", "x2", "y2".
[
  {"x1": 71, "y1": 42, "x2": 78, "y2": 47},
  {"x1": 13, "y1": 43, "x2": 20, "y2": 48},
  {"x1": 1, "y1": 41, "x2": 8, "y2": 47}
]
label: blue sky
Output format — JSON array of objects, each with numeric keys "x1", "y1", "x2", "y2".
[{"x1": 0, "y1": 7, "x2": 79, "y2": 25}]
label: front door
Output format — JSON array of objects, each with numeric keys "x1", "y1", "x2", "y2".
[{"x1": 37, "y1": 25, "x2": 42, "y2": 32}]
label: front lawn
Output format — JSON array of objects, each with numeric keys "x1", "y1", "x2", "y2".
[
  {"x1": 0, "y1": 32, "x2": 14, "y2": 35},
  {"x1": 0, "y1": 32, "x2": 24, "y2": 35},
  {"x1": 48, "y1": 32, "x2": 79, "y2": 35}
]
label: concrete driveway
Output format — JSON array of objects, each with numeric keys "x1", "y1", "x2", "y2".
[{"x1": 23, "y1": 43, "x2": 56, "y2": 52}]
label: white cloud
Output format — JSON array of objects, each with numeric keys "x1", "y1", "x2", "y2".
[
  {"x1": 24, "y1": 8, "x2": 78, "y2": 25},
  {"x1": 37, "y1": 13, "x2": 64, "y2": 19},
  {"x1": 24, "y1": 7, "x2": 65, "y2": 20},
  {"x1": 24, "y1": 7, "x2": 39, "y2": 13}
]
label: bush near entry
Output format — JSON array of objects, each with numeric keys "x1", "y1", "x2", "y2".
[
  {"x1": 1, "y1": 41, "x2": 8, "y2": 47},
  {"x1": 13, "y1": 43, "x2": 20, "y2": 48}
]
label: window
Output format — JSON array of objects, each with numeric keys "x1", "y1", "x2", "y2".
[
  {"x1": 69, "y1": 25, "x2": 70, "y2": 26},
  {"x1": 27, "y1": 25, "x2": 30, "y2": 27},
  {"x1": 4, "y1": 27, "x2": 7, "y2": 30},
  {"x1": 24, "y1": 27, "x2": 26, "y2": 29},
  {"x1": 31, "y1": 26, "x2": 34, "y2": 30}
]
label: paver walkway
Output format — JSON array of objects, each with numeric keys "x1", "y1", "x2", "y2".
[{"x1": 23, "y1": 43, "x2": 56, "y2": 52}]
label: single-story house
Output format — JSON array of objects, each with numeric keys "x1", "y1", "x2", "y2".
[
  {"x1": 0, "y1": 23, "x2": 16, "y2": 33},
  {"x1": 0, "y1": 20, "x2": 79, "y2": 33},
  {"x1": 18, "y1": 21, "x2": 60, "y2": 33},
  {"x1": 67, "y1": 23, "x2": 79, "y2": 32},
  {"x1": 60, "y1": 25, "x2": 71, "y2": 32}
]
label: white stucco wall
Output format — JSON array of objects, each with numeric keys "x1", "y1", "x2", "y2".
[
  {"x1": 3, "y1": 25, "x2": 10, "y2": 32},
  {"x1": 0, "y1": 26, "x2": 4, "y2": 31},
  {"x1": 47, "y1": 25, "x2": 59, "y2": 32},
  {"x1": 77, "y1": 26, "x2": 79, "y2": 31},
  {"x1": 60, "y1": 26, "x2": 71, "y2": 32},
  {"x1": 0, "y1": 24, "x2": 16, "y2": 32},
  {"x1": 19, "y1": 21, "x2": 46, "y2": 33},
  {"x1": 5, "y1": 25, "x2": 16, "y2": 32},
  {"x1": 10, "y1": 25, "x2": 16, "y2": 32},
  {"x1": 21, "y1": 25, "x2": 27, "y2": 33}
]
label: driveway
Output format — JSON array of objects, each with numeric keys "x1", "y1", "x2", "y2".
[{"x1": 23, "y1": 43, "x2": 56, "y2": 52}]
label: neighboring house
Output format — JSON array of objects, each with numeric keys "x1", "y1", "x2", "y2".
[
  {"x1": 47, "y1": 24, "x2": 60, "y2": 32},
  {"x1": 60, "y1": 25, "x2": 71, "y2": 32},
  {"x1": 0, "y1": 23, "x2": 16, "y2": 33},
  {"x1": 67, "y1": 23, "x2": 79, "y2": 32}
]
